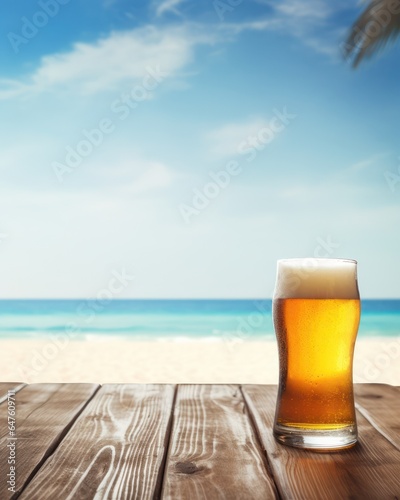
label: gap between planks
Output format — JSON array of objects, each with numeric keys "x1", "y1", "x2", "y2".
[
  {"x1": 3, "y1": 383, "x2": 399, "y2": 499},
  {"x1": 12, "y1": 384, "x2": 102, "y2": 500},
  {"x1": 242, "y1": 383, "x2": 400, "y2": 500},
  {"x1": 239, "y1": 384, "x2": 282, "y2": 500},
  {"x1": 160, "y1": 384, "x2": 279, "y2": 500},
  {"x1": 19, "y1": 384, "x2": 177, "y2": 499},
  {"x1": 153, "y1": 384, "x2": 178, "y2": 500}
]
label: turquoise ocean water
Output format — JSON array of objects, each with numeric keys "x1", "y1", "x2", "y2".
[{"x1": 0, "y1": 300, "x2": 399, "y2": 340}]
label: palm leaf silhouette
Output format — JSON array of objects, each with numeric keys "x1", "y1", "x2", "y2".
[{"x1": 344, "y1": 0, "x2": 400, "y2": 67}]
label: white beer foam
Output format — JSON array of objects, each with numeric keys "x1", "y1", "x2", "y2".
[{"x1": 274, "y1": 258, "x2": 359, "y2": 299}]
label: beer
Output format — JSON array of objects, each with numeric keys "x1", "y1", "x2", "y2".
[{"x1": 273, "y1": 258, "x2": 360, "y2": 449}]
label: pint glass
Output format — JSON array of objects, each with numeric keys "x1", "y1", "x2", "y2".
[{"x1": 273, "y1": 258, "x2": 360, "y2": 450}]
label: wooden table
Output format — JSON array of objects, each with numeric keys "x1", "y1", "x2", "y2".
[{"x1": 0, "y1": 383, "x2": 399, "y2": 499}]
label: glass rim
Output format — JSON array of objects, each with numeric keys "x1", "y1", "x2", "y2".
[{"x1": 277, "y1": 258, "x2": 357, "y2": 265}]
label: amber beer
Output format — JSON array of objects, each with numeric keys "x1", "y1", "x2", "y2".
[{"x1": 273, "y1": 258, "x2": 360, "y2": 450}]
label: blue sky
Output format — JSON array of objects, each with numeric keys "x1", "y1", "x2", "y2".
[{"x1": 0, "y1": 0, "x2": 399, "y2": 298}]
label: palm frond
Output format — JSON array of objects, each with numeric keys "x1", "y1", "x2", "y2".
[{"x1": 344, "y1": 0, "x2": 400, "y2": 67}]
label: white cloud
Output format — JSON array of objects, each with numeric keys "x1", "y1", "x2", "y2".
[
  {"x1": 214, "y1": 1, "x2": 359, "y2": 62},
  {"x1": 0, "y1": 24, "x2": 214, "y2": 100},
  {"x1": 220, "y1": 18, "x2": 282, "y2": 36},
  {"x1": 127, "y1": 162, "x2": 174, "y2": 195},
  {"x1": 0, "y1": 79, "x2": 31, "y2": 100},
  {"x1": 257, "y1": 0, "x2": 333, "y2": 22},
  {"x1": 254, "y1": 0, "x2": 356, "y2": 61},
  {"x1": 77, "y1": 155, "x2": 176, "y2": 196},
  {"x1": 273, "y1": 0, "x2": 332, "y2": 20},
  {"x1": 154, "y1": 0, "x2": 186, "y2": 17},
  {"x1": 206, "y1": 118, "x2": 270, "y2": 158},
  {"x1": 0, "y1": 4, "x2": 352, "y2": 103},
  {"x1": 347, "y1": 153, "x2": 389, "y2": 172},
  {"x1": 302, "y1": 37, "x2": 340, "y2": 58}
]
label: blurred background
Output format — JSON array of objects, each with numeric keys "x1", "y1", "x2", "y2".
[{"x1": 0, "y1": 0, "x2": 399, "y2": 300}]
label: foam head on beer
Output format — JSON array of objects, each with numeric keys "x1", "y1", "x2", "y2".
[{"x1": 274, "y1": 258, "x2": 359, "y2": 300}]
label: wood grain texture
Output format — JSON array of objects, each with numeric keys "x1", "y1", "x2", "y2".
[
  {"x1": 355, "y1": 384, "x2": 400, "y2": 451},
  {"x1": 162, "y1": 384, "x2": 277, "y2": 500},
  {"x1": 1, "y1": 382, "x2": 399, "y2": 499},
  {"x1": 0, "y1": 383, "x2": 25, "y2": 404},
  {"x1": 21, "y1": 384, "x2": 176, "y2": 500},
  {"x1": 242, "y1": 383, "x2": 400, "y2": 500},
  {"x1": 337, "y1": 403, "x2": 400, "y2": 499},
  {"x1": 0, "y1": 383, "x2": 99, "y2": 499}
]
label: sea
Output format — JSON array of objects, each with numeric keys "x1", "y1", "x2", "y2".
[{"x1": 0, "y1": 299, "x2": 399, "y2": 341}]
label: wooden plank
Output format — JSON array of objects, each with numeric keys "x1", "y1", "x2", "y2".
[
  {"x1": 21, "y1": 384, "x2": 176, "y2": 499},
  {"x1": 355, "y1": 384, "x2": 400, "y2": 451},
  {"x1": 335, "y1": 400, "x2": 400, "y2": 499},
  {"x1": 0, "y1": 383, "x2": 99, "y2": 499},
  {"x1": 0, "y1": 383, "x2": 25, "y2": 404},
  {"x1": 162, "y1": 384, "x2": 277, "y2": 499},
  {"x1": 242, "y1": 385, "x2": 352, "y2": 499},
  {"x1": 242, "y1": 384, "x2": 400, "y2": 499}
]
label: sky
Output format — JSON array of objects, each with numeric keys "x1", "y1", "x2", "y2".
[{"x1": 0, "y1": 0, "x2": 399, "y2": 299}]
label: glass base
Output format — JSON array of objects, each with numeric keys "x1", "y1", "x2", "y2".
[{"x1": 273, "y1": 423, "x2": 357, "y2": 451}]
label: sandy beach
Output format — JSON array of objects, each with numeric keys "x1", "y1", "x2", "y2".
[{"x1": 1, "y1": 337, "x2": 399, "y2": 386}]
